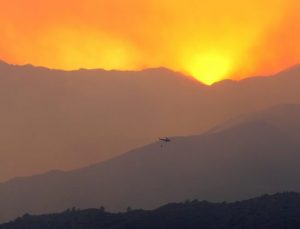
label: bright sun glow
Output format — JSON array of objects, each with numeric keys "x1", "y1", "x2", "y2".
[
  {"x1": 183, "y1": 53, "x2": 232, "y2": 85},
  {"x1": 0, "y1": 0, "x2": 299, "y2": 84}
]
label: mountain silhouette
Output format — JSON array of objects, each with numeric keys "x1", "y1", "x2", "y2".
[
  {"x1": 1, "y1": 192, "x2": 300, "y2": 229},
  {"x1": 1, "y1": 60, "x2": 300, "y2": 181},
  {"x1": 1, "y1": 104, "x2": 300, "y2": 222}
]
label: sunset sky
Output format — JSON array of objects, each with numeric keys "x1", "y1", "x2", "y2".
[{"x1": 0, "y1": 0, "x2": 300, "y2": 84}]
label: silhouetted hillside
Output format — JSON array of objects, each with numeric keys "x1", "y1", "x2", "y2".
[
  {"x1": 1, "y1": 61, "x2": 300, "y2": 181},
  {"x1": 1, "y1": 193, "x2": 300, "y2": 229}
]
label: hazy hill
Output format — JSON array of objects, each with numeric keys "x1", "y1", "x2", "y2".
[
  {"x1": 1, "y1": 104, "x2": 300, "y2": 222},
  {"x1": 0, "y1": 61, "x2": 203, "y2": 181},
  {"x1": 1, "y1": 60, "x2": 300, "y2": 181},
  {"x1": 1, "y1": 192, "x2": 300, "y2": 229}
]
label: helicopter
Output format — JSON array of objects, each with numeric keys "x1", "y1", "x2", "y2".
[{"x1": 159, "y1": 137, "x2": 171, "y2": 143}]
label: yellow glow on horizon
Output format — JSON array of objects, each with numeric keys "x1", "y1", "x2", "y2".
[
  {"x1": 0, "y1": 0, "x2": 299, "y2": 84},
  {"x1": 183, "y1": 53, "x2": 232, "y2": 85}
]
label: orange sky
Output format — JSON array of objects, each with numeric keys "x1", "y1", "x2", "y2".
[{"x1": 0, "y1": 0, "x2": 299, "y2": 84}]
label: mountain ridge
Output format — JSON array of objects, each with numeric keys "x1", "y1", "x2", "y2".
[
  {"x1": 1, "y1": 104, "x2": 300, "y2": 222},
  {"x1": 1, "y1": 59, "x2": 300, "y2": 186},
  {"x1": 1, "y1": 59, "x2": 300, "y2": 85},
  {"x1": 5, "y1": 102, "x2": 299, "y2": 185}
]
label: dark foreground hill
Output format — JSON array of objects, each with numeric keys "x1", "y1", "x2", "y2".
[{"x1": 1, "y1": 193, "x2": 300, "y2": 229}]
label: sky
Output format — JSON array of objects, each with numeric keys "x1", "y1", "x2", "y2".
[{"x1": 0, "y1": 0, "x2": 299, "y2": 84}]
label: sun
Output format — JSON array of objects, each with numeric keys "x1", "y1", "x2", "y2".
[{"x1": 183, "y1": 52, "x2": 233, "y2": 85}]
